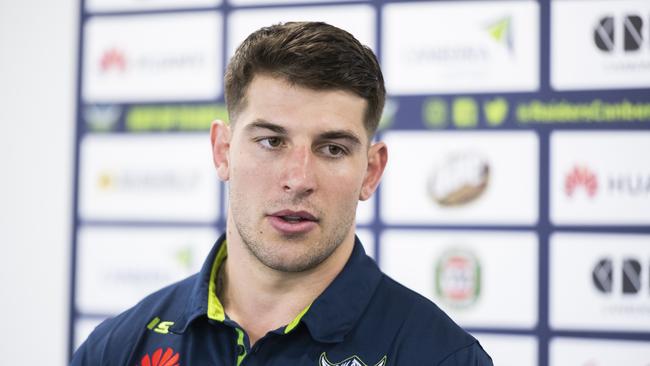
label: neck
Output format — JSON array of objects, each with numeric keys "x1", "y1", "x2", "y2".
[{"x1": 219, "y1": 224, "x2": 355, "y2": 346}]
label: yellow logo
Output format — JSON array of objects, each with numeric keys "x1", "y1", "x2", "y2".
[{"x1": 146, "y1": 317, "x2": 175, "y2": 335}]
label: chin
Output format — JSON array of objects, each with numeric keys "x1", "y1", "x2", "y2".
[{"x1": 262, "y1": 249, "x2": 329, "y2": 273}]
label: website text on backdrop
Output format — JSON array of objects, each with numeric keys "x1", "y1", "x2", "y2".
[{"x1": 71, "y1": 21, "x2": 493, "y2": 365}]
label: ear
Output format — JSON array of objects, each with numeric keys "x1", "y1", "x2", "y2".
[
  {"x1": 210, "y1": 120, "x2": 231, "y2": 181},
  {"x1": 359, "y1": 141, "x2": 388, "y2": 201}
]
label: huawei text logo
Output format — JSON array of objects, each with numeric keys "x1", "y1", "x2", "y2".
[{"x1": 139, "y1": 347, "x2": 179, "y2": 366}]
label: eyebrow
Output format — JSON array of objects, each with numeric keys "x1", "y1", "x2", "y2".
[
  {"x1": 245, "y1": 118, "x2": 362, "y2": 146},
  {"x1": 318, "y1": 130, "x2": 362, "y2": 147},
  {"x1": 245, "y1": 119, "x2": 288, "y2": 135}
]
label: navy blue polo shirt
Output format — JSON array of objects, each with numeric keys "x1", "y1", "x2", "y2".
[{"x1": 71, "y1": 234, "x2": 492, "y2": 365}]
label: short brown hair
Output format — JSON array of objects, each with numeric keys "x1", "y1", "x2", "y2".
[{"x1": 224, "y1": 21, "x2": 385, "y2": 136}]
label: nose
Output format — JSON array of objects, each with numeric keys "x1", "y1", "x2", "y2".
[{"x1": 282, "y1": 145, "x2": 317, "y2": 197}]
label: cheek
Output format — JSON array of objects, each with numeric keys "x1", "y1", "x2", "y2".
[
  {"x1": 233, "y1": 147, "x2": 271, "y2": 177},
  {"x1": 231, "y1": 167, "x2": 266, "y2": 195},
  {"x1": 324, "y1": 165, "x2": 365, "y2": 198},
  {"x1": 230, "y1": 156, "x2": 283, "y2": 203}
]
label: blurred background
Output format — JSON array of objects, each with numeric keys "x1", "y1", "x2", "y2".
[{"x1": 2, "y1": 0, "x2": 650, "y2": 365}]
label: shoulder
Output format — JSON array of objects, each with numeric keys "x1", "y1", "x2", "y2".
[
  {"x1": 70, "y1": 274, "x2": 197, "y2": 365},
  {"x1": 369, "y1": 274, "x2": 492, "y2": 365}
]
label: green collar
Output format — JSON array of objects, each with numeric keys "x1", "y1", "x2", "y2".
[{"x1": 206, "y1": 240, "x2": 311, "y2": 334}]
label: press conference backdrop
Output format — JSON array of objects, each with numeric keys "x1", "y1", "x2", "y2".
[{"x1": 70, "y1": 0, "x2": 650, "y2": 365}]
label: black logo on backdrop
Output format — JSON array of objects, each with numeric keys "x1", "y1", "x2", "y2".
[
  {"x1": 592, "y1": 258, "x2": 613, "y2": 293},
  {"x1": 594, "y1": 15, "x2": 644, "y2": 52},
  {"x1": 592, "y1": 257, "x2": 643, "y2": 295}
]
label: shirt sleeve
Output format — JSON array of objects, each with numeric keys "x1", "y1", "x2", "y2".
[
  {"x1": 69, "y1": 318, "x2": 115, "y2": 366},
  {"x1": 69, "y1": 341, "x2": 92, "y2": 366},
  {"x1": 436, "y1": 342, "x2": 493, "y2": 366}
]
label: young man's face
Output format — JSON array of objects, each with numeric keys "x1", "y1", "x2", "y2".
[{"x1": 211, "y1": 74, "x2": 386, "y2": 273}]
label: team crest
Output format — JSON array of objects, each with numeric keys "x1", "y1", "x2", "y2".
[{"x1": 319, "y1": 352, "x2": 386, "y2": 366}]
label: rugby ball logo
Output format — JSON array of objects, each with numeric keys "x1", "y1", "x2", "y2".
[{"x1": 427, "y1": 152, "x2": 489, "y2": 206}]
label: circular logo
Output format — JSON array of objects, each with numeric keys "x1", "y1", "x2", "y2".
[{"x1": 435, "y1": 249, "x2": 481, "y2": 308}]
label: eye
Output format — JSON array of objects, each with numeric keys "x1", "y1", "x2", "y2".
[
  {"x1": 259, "y1": 137, "x2": 283, "y2": 149},
  {"x1": 320, "y1": 144, "x2": 347, "y2": 158}
]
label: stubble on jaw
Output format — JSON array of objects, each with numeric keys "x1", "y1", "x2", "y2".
[{"x1": 228, "y1": 189, "x2": 358, "y2": 273}]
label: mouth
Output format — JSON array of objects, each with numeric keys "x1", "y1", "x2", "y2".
[
  {"x1": 270, "y1": 210, "x2": 318, "y2": 223},
  {"x1": 267, "y1": 210, "x2": 319, "y2": 235}
]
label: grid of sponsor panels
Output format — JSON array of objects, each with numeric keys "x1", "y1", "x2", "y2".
[{"x1": 71, "y1": 0, "x2": 650, "y2": 364}]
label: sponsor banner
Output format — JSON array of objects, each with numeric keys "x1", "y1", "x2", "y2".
[
  {"x1": 551, "y1": 0, "x2": 650, "y2": 91},
  {"x1": 227, "y1": 5, "x2": 375, "y2": 58},
  {"x1": 423, "y1": 96, "x2": 650, "y2": 128},
  {"x1": 516, "y1": 98, "x2": 650, "y2": 124},
  {"x1": 550, "y1": 131, "x2": 650, "y2": 225},
  {"x1": 83, "y1": 13, "x2": 222, "y2": 102},
  {"x1": 472, "y1": 334, "x2": 538, "y2": 366},
  {"x1": 86, "y1": 0, "x2": 220, "y2": 12},
  {"x1": 77, "y1": 226, "x2": 217, "y2": 315},
  {"x1": 382, "y1": 1, "x2": 539, "y2": 95},
  {"x1": 83, "y1": 104, "x2": 230, "y2": 133},
  {"x1": 124, "y1": 104, "x2": 229, "y2": 132},
  {"x1": 550, "y1": 233, "x2": 650, "y2": 332},
  {"x1": 74, "y1": 318, "x2": 105, "y2": 351},
  {"x1": 381, "y1": 131, "x2": 538, "y2": 225},
  {"x1": 422, "y1": 96, "x2": 511, "y2": 129},
  {"x1": 381, "y1": 230, "x2": 538, "y2": 329},
  {"x1": 356, "y1": 229, "x2": 374, "y2": 260},
  {"x1": 79, "y1": 134, "x2": 219, "y2": 222},
  {"x1": 549, "y1": 337, "x2": 650, "y2": 366},
  {"x1": 83, "y1": 104, "x2": 123, "y2": 132}
]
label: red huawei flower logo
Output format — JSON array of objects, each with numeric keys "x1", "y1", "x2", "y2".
[
  {"x1": 139, "y1": 347, "x2": 179, "y2": 366},
  {"x1": 565, "y1": 165, "x2": 598, "y2": 198},
  {"x1": 100, "y1": 48, "x2": 127, "y2": 72}
]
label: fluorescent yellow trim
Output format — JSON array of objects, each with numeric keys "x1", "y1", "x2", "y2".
[
  {"x1": 207, "y1": 241, "x2": 228, "y2": 321},
  {"x1": 284, "y1": 304, "x2": 311, "y2": 334},
  {"x1": 235, "y1": 327, "x2": 247, "y2": 366}
]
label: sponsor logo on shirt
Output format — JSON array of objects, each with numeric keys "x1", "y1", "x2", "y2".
[
  {"x1": 319, "y1": 353, "x2": 386, "y2": 366},
  {"x1": 139, "y1": 347, "x2": 179, "y2": 366},
  {"x1": 146, "y1": 317, "x2": 175, "y2": 335}
]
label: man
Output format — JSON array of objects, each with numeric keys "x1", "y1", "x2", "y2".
[{"x1": 72, "y1": 22, "x2": 492, "y2": 365}]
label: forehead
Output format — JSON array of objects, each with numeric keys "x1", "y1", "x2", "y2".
[{"x1": 235, "y1": 74, "x2": 368, "y2": 137}]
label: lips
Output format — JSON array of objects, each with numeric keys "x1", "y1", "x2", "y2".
[
  {"x1": 267, "y1": 210, "x2": 318, "y2": 235},
  {"x1": 272, "y1": 210, "x2": 317, "y2": 221}
]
